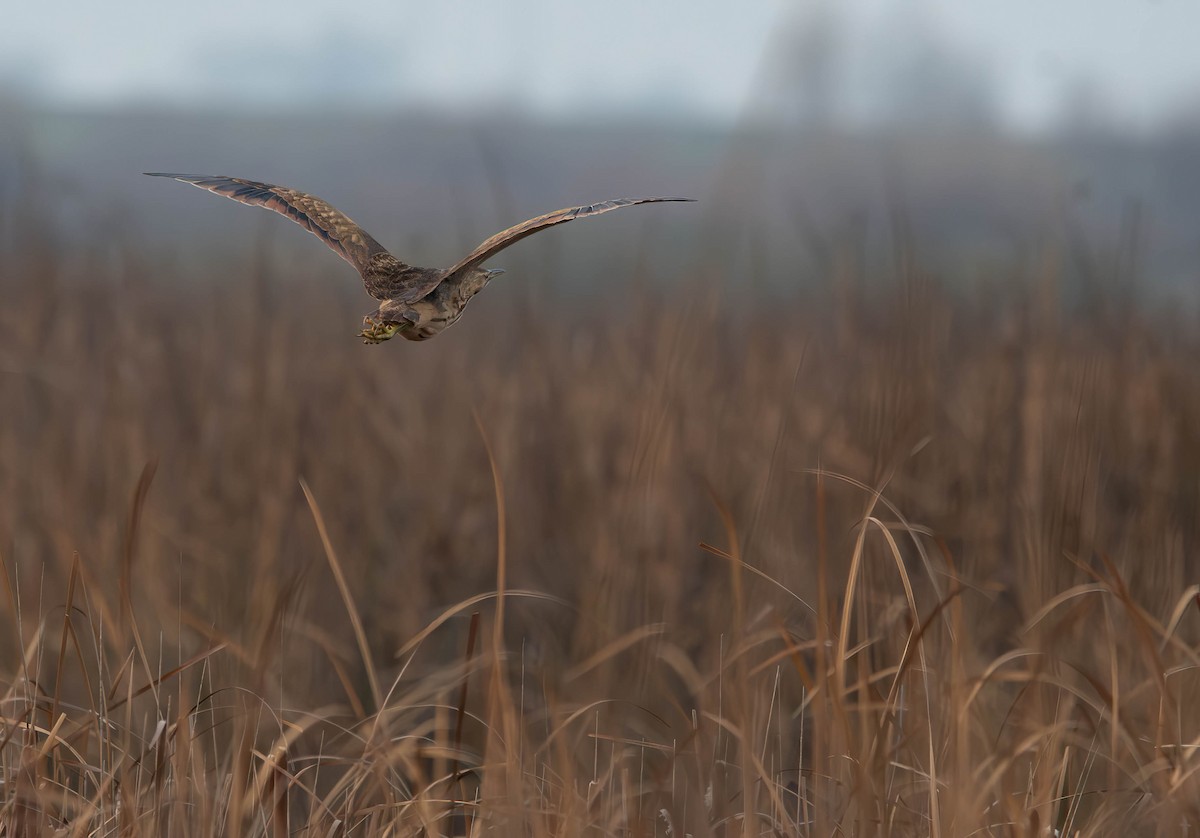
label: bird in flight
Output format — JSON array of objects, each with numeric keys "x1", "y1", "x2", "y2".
[{"x1": 146, "y1": 173, "x2": 693, "y2": 343}]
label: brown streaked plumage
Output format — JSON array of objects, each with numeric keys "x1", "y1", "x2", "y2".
[{"x1": 145, "y1": 173, "x2": 693, "y2": 343}]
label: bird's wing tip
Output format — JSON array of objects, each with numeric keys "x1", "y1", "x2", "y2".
[{"x1": 144, "y1": 172, "x2": 211, "y2": 180}]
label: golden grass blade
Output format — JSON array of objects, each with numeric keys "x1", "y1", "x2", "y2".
[
  {"x1": 50, "y1": 552, "x2": 81, "y2": 726},
  {"x1": 106, "y1": 641, "x2": 229, "y2": 711},
  {"x1": 300, "y1": 478, "x2": 383, "y2": 714},
  {"x1": 564, "y1": 623, "x2": 666, "y2": 683},
  {"x1": 470, "y1": 406, "x2": 523, "y2": 814},
  {"x1": 392, "y1": 590, "x2": 567, "y2": 661}
]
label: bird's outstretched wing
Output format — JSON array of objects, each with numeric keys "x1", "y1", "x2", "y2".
[
  {"x1": 440, "y1": 197, "x2": 694, "y2": 282},
  {"x1": 145, "y1": 173, "x2": 398, "y2": 280}
]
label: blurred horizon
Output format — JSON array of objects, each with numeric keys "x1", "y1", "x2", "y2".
[{"x1": 6, "y1": 0, "x2": 1200, "y2": 135}]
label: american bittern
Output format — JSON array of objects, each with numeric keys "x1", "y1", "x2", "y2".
[{"x1": 146, "y1": 173, "x2": 692, "y2": 343}]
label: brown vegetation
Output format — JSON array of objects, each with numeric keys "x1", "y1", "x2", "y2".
[{"x1": 1, "y1": 191, "x2": 1199, "y2": 835}]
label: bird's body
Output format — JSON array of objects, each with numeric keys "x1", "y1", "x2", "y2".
[
  {"x1": 146, "y1": 173, "x2": 692, "y2": 343},
  {"x1": 371, "y1": 263, "x2": 498, "y2": 342}
]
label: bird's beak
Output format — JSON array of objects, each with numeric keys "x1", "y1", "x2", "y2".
[{"x1": 486, "y1": 269, "x2": 506, "y2": 279}]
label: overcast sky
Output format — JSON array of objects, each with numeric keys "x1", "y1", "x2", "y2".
[{"x1": 3, "y1": 0, "x2": 1199, "y2": 132}]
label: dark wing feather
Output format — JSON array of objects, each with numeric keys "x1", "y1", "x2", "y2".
[
  {"x1": 145, "y1": 173, "x2": 396, "y2": 278},
  {"x1": 440, "y1": 197, "x2": 694, "y2": 282}
]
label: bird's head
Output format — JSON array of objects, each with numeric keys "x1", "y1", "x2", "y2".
[{"x1": 465, "y1": 266, "x2": 505, "y2": 290}]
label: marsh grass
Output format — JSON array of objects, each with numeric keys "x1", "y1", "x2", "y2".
[{"x1": 1, "y1": 185, "x2": 1200, "y2": 835}]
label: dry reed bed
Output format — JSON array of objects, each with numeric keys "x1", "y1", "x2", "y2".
[{"x1": 1, "y1": 203, "x2": 1199, "y2": 834}]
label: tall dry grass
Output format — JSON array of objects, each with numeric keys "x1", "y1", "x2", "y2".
[{"x1": 1, "y1": 182, "x2": 1199, "y2": 835}]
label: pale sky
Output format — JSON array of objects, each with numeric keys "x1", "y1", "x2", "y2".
[{"x1": 3, "y1": 0, "x2": 1199, "y2": 132}]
